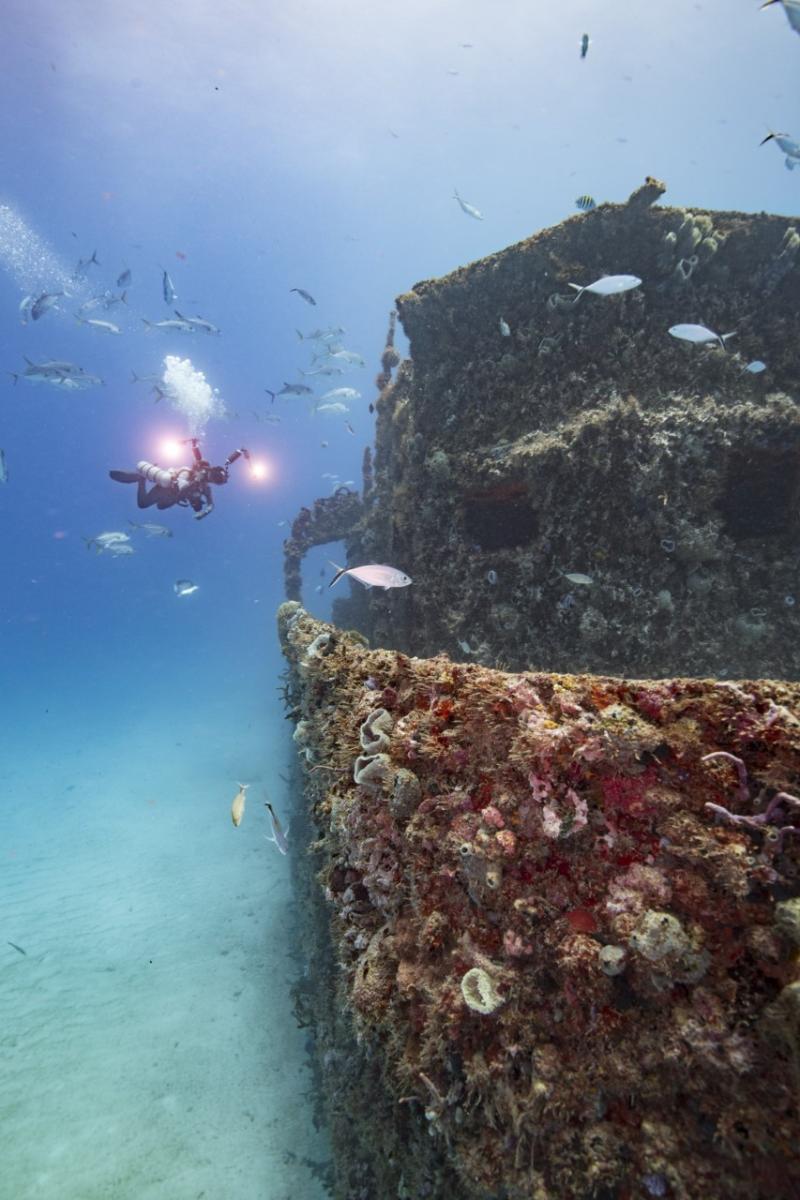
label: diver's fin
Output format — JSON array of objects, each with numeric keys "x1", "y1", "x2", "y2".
[{"x1": 109, "y1": 470, "x2": 140, "y2": 484}]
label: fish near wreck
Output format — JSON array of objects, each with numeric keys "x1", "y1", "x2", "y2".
[
  {"x1": 328, "y1": 562, "x2": 412, "y2": 589},
  {"x1": 568, "y1": 273, "x2": 641, "y2": 301},
  {"x1": 264, "y1": 802, "x2": 288, "y2": 854}
]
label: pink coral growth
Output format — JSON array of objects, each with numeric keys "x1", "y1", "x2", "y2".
[
  {"x1": 481, "y1": 804, "x2": 505, "y2": 829},
  {"x1": 503, "y1": 928, "x2": 533, "y2": 958},
  {"x1": 496, "y1": 829, "x2": 517, "y2": 857}
]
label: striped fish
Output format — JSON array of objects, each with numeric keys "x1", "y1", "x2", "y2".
[{"x1": 575, "y1": 194, "x2": 596, "y2": 212}]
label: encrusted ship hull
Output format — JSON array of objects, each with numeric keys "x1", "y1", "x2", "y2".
[{"x1": 280, "y1": 605, "x2": 800, "y2": 1200}]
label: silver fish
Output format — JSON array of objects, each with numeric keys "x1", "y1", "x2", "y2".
[
  {"x1": 73, "y1": 249, "x2": 100, "y2": 278},
  {"x1": 296, "y1": 326, "x2": 344, "y2": 341},
  {"x1": 568, "y1": 274, "x2": 641, "y2": 300},
  {"x1": 563, "y1": 572, "x2": 593, "y2": 586},
  {"x1": 142, "y1": 317, "x2": 195, "y2": 333},
  {"x1": 264, "y1": 802, "x2": 289, "y2": 855},
  {"x1": 162, "y1": 268, "x2": 177, "y2": 304},
  {"x1": 84, "y1": 531, "x2": 131, "y2": 553},
  {"x1": 105, "y1": 542, "x2": 135, "y2": 557},
  {"x1": 0, "y1": 449, "x2": 7, "y2": 484},
  {"x1": 453, "y1": 188, "x2": 483, "y2": 220},
  {"x1": 759, "y1": 129, "x2": 800, "y2": 170},
  {"x1": 72, "y1": 250, "x2": 100, "y2": 280},
  {"x1": 668, "y1": 323, "x2": 736, "y2": 350},
  {"x1": 129, "y1": 521, "x2": 173, "y2": 538},
  {"x1": 300, "y1": 364, "x2": 345, "y2": 377},
  {"x1": 743, "y1": 359, "x2": 767, "y2": 374},
  {"x1": 290, "y1": 287, "x2": 316, "y2": 306},
  {"x1": 329, "y1": 561, "x2": 411, "y2": 589},
  {"x1": 265, "y1": 382, "x2": 314, "y2": 401},
  {"x1": 316, "y1": 402, "x2": 349, "y2": 415},
  {"x1": 23, "y1": 357, "x2": 86, "y2": 377},
  {"x1": 77, "y1": 317, "x2": 121, "y2": 335},
  {"x1": 174, "y1": 579, "x2": 199, "y2": 596},
  {"x1": 322, "y1": 348, "x2": 366, "y2": 367},
  {"x1": 31, "y1": 291, "x2": 64, "y2": 321},
  {"x1": 499, "y1": 317, "x2": 511, "y2": 336},
  {"x1": 53, "y1": 373, "x2": 104, "y2": 390},
  {"x1": 321, "y1": 387, "x2": 361, "y2": 401},
  {"x1": 174, "y1": 309, "x2": 221, "y2": 335}
]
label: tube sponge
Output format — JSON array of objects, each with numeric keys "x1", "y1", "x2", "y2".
[{"x1": 460, "y1": 967, "x2": 504, "y2": 1015}]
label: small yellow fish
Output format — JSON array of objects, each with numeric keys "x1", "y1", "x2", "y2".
[{"x1": 231, "y1": 782, "x2": 249, "y2": 827}]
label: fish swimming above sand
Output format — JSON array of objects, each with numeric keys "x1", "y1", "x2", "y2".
[
  {"x1": 264, "y1": 801, "x2": 288, "y2": 855},
  {"x1": 568, "y1": 274, "x2": 641, "y2": 301},
  {"x1": 329, "y1": 561, "x2": 412, "y2": 589},
  {"x1": 231, "y1": 782, "x2": 249, "y2": 827}
]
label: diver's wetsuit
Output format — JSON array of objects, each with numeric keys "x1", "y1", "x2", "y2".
[{"x1": 109, "y1": 443, "x2": 248, "y2": 520}]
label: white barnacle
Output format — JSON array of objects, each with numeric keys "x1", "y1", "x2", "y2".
[{"x1": 460, "y1": 967, "x2": 505, "y2": 1015}]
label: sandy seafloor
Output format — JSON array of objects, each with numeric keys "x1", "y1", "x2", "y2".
[{"x1": 0, "y1": 691, "x2": 329, "y2": 1200}]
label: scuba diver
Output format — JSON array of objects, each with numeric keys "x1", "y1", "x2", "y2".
[{"x1": 109, "y1": 438, "x2": 250, "y2": 520}]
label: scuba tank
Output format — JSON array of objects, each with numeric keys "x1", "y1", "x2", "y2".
[{"x1": 137, "y1": 461, "x2": 193, "y2": 491}]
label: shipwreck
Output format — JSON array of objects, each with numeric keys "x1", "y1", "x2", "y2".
[{"x1": 279, "y1": 181, "x2": 800, "y2": 1199}]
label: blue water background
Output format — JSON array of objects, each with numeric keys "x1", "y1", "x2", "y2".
[{"x1": 0, "y1": 2, "x2": 797, "y2": 1197}]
